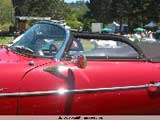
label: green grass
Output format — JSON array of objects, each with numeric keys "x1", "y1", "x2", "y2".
[
  {"x1": 81, "y1": 39, "x2": 95, "y2": 52},
  {"x1": 0, "y1": 37, "x2": 14, "y2": 45}
]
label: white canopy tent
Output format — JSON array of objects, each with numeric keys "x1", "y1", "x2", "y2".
[
  {"x1": 108, "y1": 21, "x2": 120, "y2": 33},
  {"x1": 112, "y1": 21, "x2": 120, "y2": 26},
  {"x1": 144, "y1": 21, "x2": 157, "y2": 28}
]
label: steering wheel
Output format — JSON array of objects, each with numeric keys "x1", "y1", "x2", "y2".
[{"x1": 37, "y1": 44, "x2": 58, "y2": 56}]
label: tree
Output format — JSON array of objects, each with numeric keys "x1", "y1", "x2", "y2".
[
  {"x1": 12, "y1": 0, "x2": 25, "y2": 16},
  {"x1": 14, "y1": 0, "x2": 70, "y2": 20},
  {"x1": 0, "y1": 0, "x2": 14, "y2": 30},
  {"x1": 85, "y1": 0, "x2": 160, "y2": 31},
  {"x1": 66, "y1": 1, "x2": 88, "y2": 29},
  {"x1": 86, "y1": 0, "x2": 112, "y2": 23}
]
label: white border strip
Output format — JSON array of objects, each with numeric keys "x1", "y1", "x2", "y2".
[{"x1": 1, "y1": 116, "x2": 160, "y2": 120}]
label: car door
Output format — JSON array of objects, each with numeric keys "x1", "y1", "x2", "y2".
[
  {"x1": 68, "y1": 36, "x2": 160, "y2": 115},
  {"x1": 18, "y1": 60, "x2": 73, "y2": 115}
]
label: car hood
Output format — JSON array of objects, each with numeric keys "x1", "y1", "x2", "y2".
[{"x1": 0, "y1": 48, "x2": 52, "y2": 81}]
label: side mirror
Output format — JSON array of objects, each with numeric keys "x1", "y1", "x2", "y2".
[{"x1": 76, "y1": 55, "x2": 87, "y2": 69}]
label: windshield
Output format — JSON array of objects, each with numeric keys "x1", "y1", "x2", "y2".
[{"x1": 10, "y1": 23, "x2": 67, "y2": 58}]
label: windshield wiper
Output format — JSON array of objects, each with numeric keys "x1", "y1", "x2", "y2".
[{"x1": 14, "y1": 46, "x2": 34, "y2": 54}]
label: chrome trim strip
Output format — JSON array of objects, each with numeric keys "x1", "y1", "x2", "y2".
[{"x1": 0, "y1": 83, "x2": 159, "y2": 97}]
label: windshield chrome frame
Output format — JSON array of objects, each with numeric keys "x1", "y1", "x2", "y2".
[
  {"x1": 54, "y1": 27, "x2": 70, "y2": 61},
  {"x1": 36, "y1": 21, "x2": 71, "y2": 61}
]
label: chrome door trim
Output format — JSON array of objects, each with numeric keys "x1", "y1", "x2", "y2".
[{"x1": 0, "y1": 83, "x2": 159, "y2": 97}]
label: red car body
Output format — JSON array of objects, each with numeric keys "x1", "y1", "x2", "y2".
[{"x1": 1, "y1": 21, "x2": 160, "y2": 115}]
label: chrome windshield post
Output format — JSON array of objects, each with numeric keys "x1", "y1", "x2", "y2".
[{"x1": 54, "y1": 29, "x2": 71, "y2": 61}]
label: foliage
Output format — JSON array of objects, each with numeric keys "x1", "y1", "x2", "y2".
[
  {"x1": 2, "y1": 0, "x2": 160, "y2": 32},
  {"x1": 68, "y1": 1, "x2": 88, "y2": 21},
  {"x1": 86, "y1": 0, "x2": 160, "y2": 31},
  {"x1": 66, "y1": 1, "x2": 88, "y2": 29},
  {"x1": 0, "y1": 0, "x2": 14, "y2": 30},
  {"x1": 0, "y1": 23, "x2": 12, "y2": 31},
  {"x1": 66, "y1": 20, "x2": 83, "y2": 29},
  {"x1": 66, "y1": 11, "x2": 83, "y2": 29},
  {"x1": 13, "y1": 0, "x2": 88, "y2": 29},
  {"x1": 82, "y1": 17, "x2": 96, "y2": 31},
  {"x1": 14, "y1": 0, "x2": 70, "y2": 20},
  {"x1": 0, "y1": 37, "x2": 14, "y2": 44}
]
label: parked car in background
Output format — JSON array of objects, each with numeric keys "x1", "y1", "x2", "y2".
[{"x1": 1, "y1": 21, "x2": 160, "y2": 115}]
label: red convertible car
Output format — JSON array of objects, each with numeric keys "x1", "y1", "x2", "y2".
[{"x1": 1, "y1": 21, "x2": 160, "y2": 115}]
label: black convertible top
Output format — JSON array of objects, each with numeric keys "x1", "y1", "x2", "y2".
[
  {"x1": 72, "y1": 32, "x2": 160, "y2": 62},
  {"x1": 138, "y1": 42, "x2": 160, "y2": 62}
]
